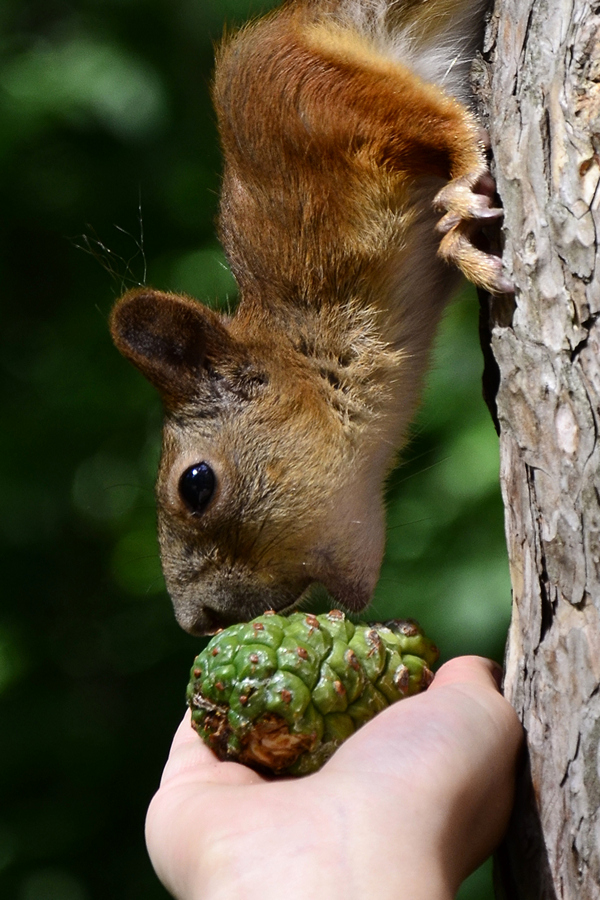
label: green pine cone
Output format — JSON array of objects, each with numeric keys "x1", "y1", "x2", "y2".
[{"x1": 187, "y1": 610, "x2": 439, "y2": 776}]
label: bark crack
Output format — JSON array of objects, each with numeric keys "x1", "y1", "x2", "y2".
[
  {"x1": 570, "y1": 314, "x2": 599, "y2": 359},
  {"x1": 525, "y1": 464, "x2": 555, "y2": 644}
]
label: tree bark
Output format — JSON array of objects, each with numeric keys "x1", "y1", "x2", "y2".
[{"x1": 480, "y1": 0, "x2": 600, "y2": 896}]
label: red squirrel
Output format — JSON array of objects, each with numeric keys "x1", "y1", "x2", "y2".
[{"x1": 110, "y1": 0, "x2": 508, "y2": 635}]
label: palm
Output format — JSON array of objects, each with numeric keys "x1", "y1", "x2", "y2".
[{"x1": 146, "y1": 657, "x2": 522, "y2": 900}]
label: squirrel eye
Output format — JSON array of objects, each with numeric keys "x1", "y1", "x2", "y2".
[{"x1": 179, "y1": 463, "x2": 216, "y2": 515}]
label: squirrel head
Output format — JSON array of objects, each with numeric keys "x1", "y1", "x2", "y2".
[{"x1": 111, "y1": 288, "x2": 388, "y2": 634}]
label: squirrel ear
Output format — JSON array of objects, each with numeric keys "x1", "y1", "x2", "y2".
[{"x1": 110, "y1": 289, "x2": 239, "y2": 403}]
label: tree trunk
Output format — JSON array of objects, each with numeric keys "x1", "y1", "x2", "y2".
[{"x1": 480, "y1": 0, "x2": 600, "y2": 896}]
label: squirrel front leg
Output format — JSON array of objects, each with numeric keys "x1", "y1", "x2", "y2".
[{"x1": 434, "y1": 144, "x2": 512, "y2": 293}]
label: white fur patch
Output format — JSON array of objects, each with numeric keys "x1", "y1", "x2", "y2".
[{"x1": 328, "y1": 0, "x2": 490, "y2": 104}]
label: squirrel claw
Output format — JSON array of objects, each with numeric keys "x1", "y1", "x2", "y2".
[
  {"x1": 438, "y1": 222, "x2": 514, "y2": 294},
  {"x1": 436, "y1": 204, "x2": 503, "y2": 235},
  {"x1": 434, "y1": 176, "x2": 503, "y2": 222},
  {"x1": 434, "y1": 171, "x2": 513, "y2": 294}
]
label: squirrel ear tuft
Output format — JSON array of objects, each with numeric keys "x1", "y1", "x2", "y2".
[{"x1": 110, "y1": 289, "x2": 238, "y2": 403}]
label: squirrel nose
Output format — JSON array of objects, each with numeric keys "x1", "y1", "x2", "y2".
[{"x1": 182, "y1": 604, "x2": 240, "y2": 636}]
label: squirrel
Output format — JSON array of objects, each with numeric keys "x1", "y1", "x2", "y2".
[{"x1": 110, "y1": 0, "x2": 509, "y2": 635}]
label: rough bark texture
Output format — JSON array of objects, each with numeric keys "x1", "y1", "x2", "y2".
[{"x1": 480, "y1": 0, "x2": 600, "y2": 896}]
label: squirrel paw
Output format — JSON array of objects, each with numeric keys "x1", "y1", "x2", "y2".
[{"x1": 434, "y1": 174, "x2": 513, "y2": 294}]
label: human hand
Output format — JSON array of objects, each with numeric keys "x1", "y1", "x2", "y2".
[{"x1": 146, "y1": 656, "x2": 523, "y2": 900}]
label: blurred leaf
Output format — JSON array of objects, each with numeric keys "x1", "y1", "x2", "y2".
[
  {"x1": 1, "y1": 36, "x2": 168, "y2": 140},
  {"x1": 0, "y1": 626, "x2": 27, "y2": 695},
  {"x1": 435, "y1": 418, "x2": 502, "y2": 502},
  {"x1": 72, "y1": 453, "x2": 140, "y2": 525},
  {"x1": 165, "y1": 244, "x2": 238, "y2": 308},
  {"x1": 0, "y1": 820, "x2": 17, "y2": 873},
  {"x1": 20, "y1": 867, "x2": 89, "y2": 900},
  {"x1": 110, "y1": 528, "x2": 164, "y2": 597}
]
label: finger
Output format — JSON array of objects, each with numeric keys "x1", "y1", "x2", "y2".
[
  {"x1": 146, "y1": 714, "x2": 266, "y2": 899},
  {"x1": 430, "y1": 655, "x2": 505, "y2": 693}
]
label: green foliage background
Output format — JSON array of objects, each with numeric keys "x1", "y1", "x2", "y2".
[{"x1": 0, "y1": 1, "x2": 511, "y2": 897}]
